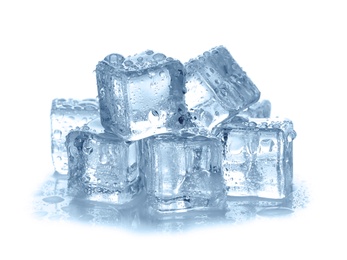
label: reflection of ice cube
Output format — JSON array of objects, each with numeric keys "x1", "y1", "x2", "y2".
[
  {"x1": 66, "y1": 120, "x2": 142, "y2": 205},
  {"x1": 50, "y1": 98, "x2": 99, "y2": 175},
  {"x1": 141, "y1": 134, "x2": 226, "y2": 213},
  {"x1": 185, "y1": 46, "x2": 260, "y2": 134},
  {"x1": 215, "y1": 118, "x2": 296, "y2": 204},
  {"x1": 96, "y1": 51, "x2": 188, "y2": 141}
]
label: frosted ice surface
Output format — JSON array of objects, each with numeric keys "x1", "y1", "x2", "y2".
[
  {"x1": 215, "y1": 118, "x2": 296, "y2": 205},
  {"x1": 50, "y1": 98, "x2": 99, "y2": 175},
  {"x1": 65, "y1": 119, "x2": 142, "y2": 205},
  {"x1": 141, "y1": 134, "x2": 226, "y2": 213},
  {"x1": 185, "y1": 46, "x2": 260, "y2": 134},
  {"x1": 96, "y1": 51, "x2": 189, "y2": 141}
]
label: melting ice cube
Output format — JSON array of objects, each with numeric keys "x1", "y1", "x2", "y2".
[
  {"x1": 215, "y1": 118, "x2": 296, "y2": 205},
  {"x1": 96, "y1": 51, "x2": 189, "y2": 141},
  {"x1": 185, "y1": 46, "x2": 260, "y2": 134},
  {"x1": 50, "y1": 98, "x2": 99, "y2": 175},
  {"x1": 141, "y1": 133, "x2": 226, "y2": 213}
]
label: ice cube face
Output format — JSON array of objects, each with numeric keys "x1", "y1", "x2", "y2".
[
  {"x1": 141, "y1": 134, "x2": 226, "y2": 213},
  {"x1": 185, "y1": 46, "x2": 260, "y2": 134},
  {"x1": 66, "y1": 125, "x2": 142, "y2": 205},
  {"x1": 96, "y1": 51, "x2": 188, "y2": 141},
  {"x1": 216, "y1": 118, "x2": 296, "y2": 202},
  {"x1": 238, "y1": 99, "x2": 271, "y2": 119},
  {"x1": 51, "y1": 98, "x2": 99, "y2": 175}
]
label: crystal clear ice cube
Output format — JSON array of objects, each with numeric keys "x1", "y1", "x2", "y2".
[
  {"x1": 185, "y1": 46, "x2": 260, "y2": 134},
  {"x1": 66, "y1": 120, "x2": 142, "y2": 205},
  {"x1": 141, "y1": 134, "x2": 226, "y2": 213},
  {"x1": 96, "y1": 51, "x2": 189, "y2": 141},
  {"x1": 51, "y1": 98, "x2": 99, "y2": 175},
  {"x1": 215, "y1": 118, "x2": 296, "y2": 203}
]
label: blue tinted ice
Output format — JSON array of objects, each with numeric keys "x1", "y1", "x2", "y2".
[
  {"x1": 238, "y1": 99, "x2": 271, "y2": 119},
  {"x1": 50, "y1": 98, "x2": 99, "y2": 175},
  {"x1": 141, "y1": 134, "x2": 226, "y2": 213},
  {"x1": 215, "y1": 118, "x2": 296, "y2": 205},
  {"x1": 185, "y1": 46, "x2": 260, "y2": 134},
  {"x1": 96, "y1": 51, "x2": 189, "y2": 141},
  {"x1": 65, "y1": 119, "x2": 142, "y2": 205}
]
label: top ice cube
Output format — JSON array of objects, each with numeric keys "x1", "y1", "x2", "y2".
[
  {"x1": 96, "y1": 51, "x2": 189, "y2": 141},
  {"x1": 185, "y1": 46, "x2": 261, "y2": 134}
]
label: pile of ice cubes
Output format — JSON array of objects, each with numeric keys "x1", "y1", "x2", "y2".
[{"x1": 51, "y1": 46, "x2": 296, "y2": 217}]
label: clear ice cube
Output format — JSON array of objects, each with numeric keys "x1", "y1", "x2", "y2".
[
  {"x1": 65, "y1": 120, "x2": 142, "y2": 205},
  {"x1": 238, "y1": 99, "x2": 271, "y2": 119},
  {"x1": 50, "y1": 98, "x2": 99, "y2": 175},
  {"x1": 215, "y1": 118, "x2": 296, "y2": 204},
  {"x1": 185, "y1": 46, "x2": 260, "y2": 134},
  {"x1": 96, "y1": 51, "x2": 189, "y2": 141},
  {"x1": 141, "y1": 134, "x2": 226, "y2": 213}
]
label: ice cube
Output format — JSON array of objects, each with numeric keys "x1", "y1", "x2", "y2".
[
  {"x1": 65, "y1": 120, "x2": 142, "y2": 205},
  {"x1": 141, "y1": 133, "x2": 226, "y2": 213},
  {"x1": 96, "y1": 51, "x2": 189, "y2": 141},
  {"x1": 215, "y1": 118, "x2": 296, "y2": 205},
  {"x1": 50, "y1": 98, "x2": 99, "y2": 175},
  {"x1": 238, "y1": 99, "x2": 271, "y2": 119},
  {"x1": 185, "y1": 46, "x2": 260, "y2": 134}
]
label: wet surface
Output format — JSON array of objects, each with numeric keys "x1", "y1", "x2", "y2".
[{"x1": 32, "y1": 172, "x2": 309, "y2": 233}]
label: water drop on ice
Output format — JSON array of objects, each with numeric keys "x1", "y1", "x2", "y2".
[
  {"x1": 99, "y1": 154, "x2": 108, "y2": 164},
  {"x1": 99, "y1": 88, "x2": 105, "y2": 98},
  {"x1": 159, "y1": 70, "x2": 166, "y2": 77},
  {"x1": 53, "y1": 129, "x2": 62, "y2": 139},
  {"x1": 153, "y1": 53, "x2": 166, "y2": 62},
  {"x1": 42, "y1": 196, "x2": 64, "y2": 204},
  {"x1": 105, "y1": 53, "x2": 125, "y2": 66},
  {"x1": 124, "y1": 60, "x2": 133, "y2": 67},
  {"x1": 151, "y1": 110, "x2": 159, "y2": 117}
]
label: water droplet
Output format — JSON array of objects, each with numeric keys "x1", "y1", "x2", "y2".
[
  {"x1": 99, "y1": 154, "x2": 108, "y2": 164},
  {"x1": 42, "y1": 196, "x2": 64, "y2": 204},
  {"x1": 99, "y1": 88, "x2": 105, "y2": 98},
  {"x1": 82, "y1": 176, "x2": 91, "y2": 183},
  {"x1": 257, "y1": 207, "x2": 294, "y2": 217},
  {"x1": 215, "y1": 79, "x2": 220, "y2": 84},
  {"x1": 206, "y1": 72, "x2": 211, "y2": 77},
  {"x1": 137, "y1": 56, "x2": 143, "y2": 63},
  {"x1": 153, "y1": 53, "x2": 166, "y2": 62},
  {"x1": 287, "y1": 130, "x2": 297, "y2": 142},
  {"x1": 159, "y1": 70, "x2": 166, "y2": 77},
  {"x1": 146, "y1": 50, "x2": 154, "y2": 55},
  {"x1": 124, "y1": 60, "x2": 133, "y2": 67},
  {"x1": 105, "y1": 53, "x2": 125, "y2": 66},
  {"x1": 53, "y1": 129, "x2": 62, "y2": 139},
  {"x1": 82, "y1": 142, "x2": 93, "y2": 155},
  {"x1": 82, "y1": 125, "x2": 90, "y2": 131},
  {"x1": 148, "y1": 70, "x2": 156, "y2": 78},
  {"x1": 178, "y1": 116, "x2": 185, "y2": 124},
  {"x1": 212, "y1": 49, "x2": 219, "y2": 55},
  {"x1": 220, "y1": 88, "x2": 227, "y2": 96},
  {"x1": 203, "y1": 51, "x2": 210, "y2": 57},
  {"x1": 151, "y1": 110, "x2": 159, "y2": 117}
]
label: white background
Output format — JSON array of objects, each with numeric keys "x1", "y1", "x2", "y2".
[{"x1": 1, "y1": 0, "x2": 346, "y2": 259}]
